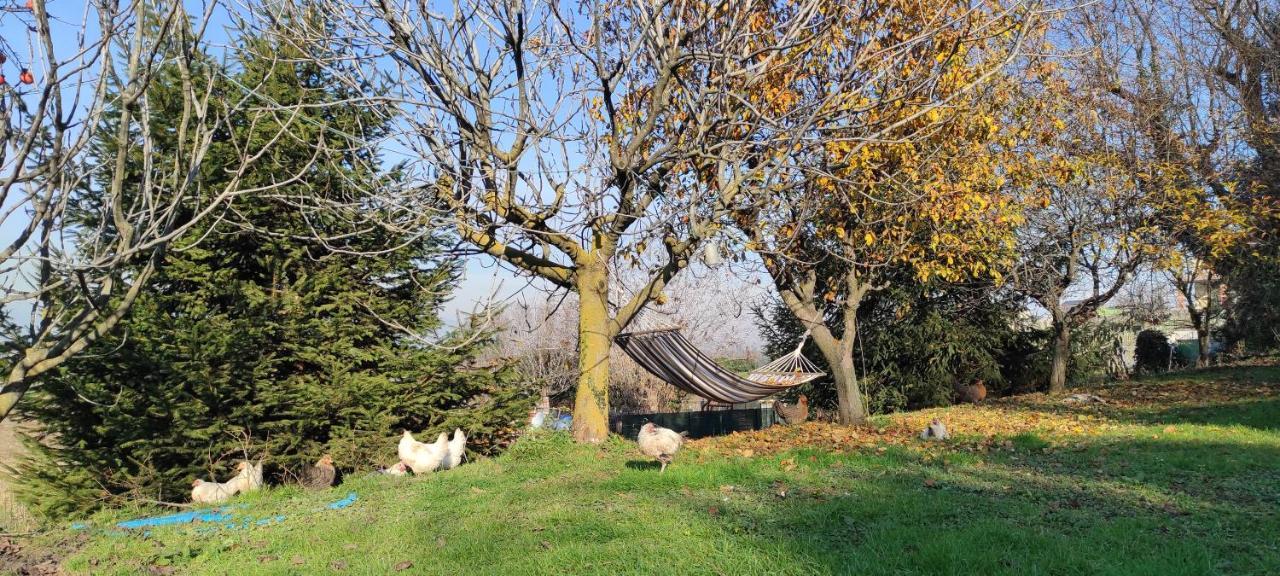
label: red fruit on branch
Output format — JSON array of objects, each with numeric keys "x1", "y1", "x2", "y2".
[{"x1": 19, "y1": 69, "x2": 34, "y2": 85}]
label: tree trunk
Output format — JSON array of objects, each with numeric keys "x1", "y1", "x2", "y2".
[
  {"x1": 0, "y1": 349, "x2": 43, "y2": 423},
  {"x1": 572, "y1": 261, "x2": 611, "y2": 443},
  {"x1": 828, "y1": 351, "x2": 865, "y2": 424},
  {"x1": 1048, "y1": 320, "x2": 1070, "y2": 394},
  {"x1": 777, "y1": 281, "x2": 868, "y2": 425},
  {"x1": 1196, "y1": 327, "x2": 1210, "y2": 368},
  {"x1": 804, "y1": 316, "x2": 866, "y2": 425}
]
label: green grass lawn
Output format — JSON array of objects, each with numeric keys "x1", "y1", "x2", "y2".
[{"x1": 21, "y1": 366, "x2": 1280, "y2": 575}]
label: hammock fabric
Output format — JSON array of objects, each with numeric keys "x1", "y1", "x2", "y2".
[{"x1": 616, "y1": 317, "x2": 825, "y2": 404}]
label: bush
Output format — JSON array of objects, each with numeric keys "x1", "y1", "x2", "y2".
[
  {"x1": 755, "y1": 277, "x2": 1027, "y2": 414},
  {"x1": 1134, "y1": 329, "x2": 1174, "y2": 374},
  {"x1": 1067, "y1": 319, "x2": 1125, "y2": 385}
]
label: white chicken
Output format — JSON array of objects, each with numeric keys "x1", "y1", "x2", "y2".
[
  {"x1": 381, "y1": 462, "x2": 410, "y2": 476},
  {"x1": 398, "y1": 430, "x2": 449, "y2": 475},
  {"x1": 919, "y1": 419, "x2": 949, "y2": 441},
  {"x1": 225, "y1": 460, "x2": 263, "y2": 494},
  {"x1": 190, "y1": 478, "x2": 238, "y2": 505},
  {"x1": 245, "y1": 461, "x2": 264, "y2": 491},
  {"x1": 529, "y1": 409, "x2": 547, "y2": 429},
  {"x1": 443, "y1": 429, "x2": 467, "y2": 470},
  {"x1": 637, "y1": 422, "x2": 685, "y2": 474}
]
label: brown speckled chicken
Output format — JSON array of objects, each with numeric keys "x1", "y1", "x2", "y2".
[
  {"x1": 954, "y1": 380, "x2": 987, "y2": 404},
  {"x1": 300, "y1": 454, "x2": 337, "y2": 489},
  {"x1": 775, "y1": 394, "x2": 809, "y2": 424}
]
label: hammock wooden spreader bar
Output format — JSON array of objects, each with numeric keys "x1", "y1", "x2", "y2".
[{"x1": 615, "y1": 316, "x2": 824, "y2": 404}]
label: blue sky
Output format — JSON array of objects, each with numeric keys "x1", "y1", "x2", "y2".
[{"x1": 0, "y1": 1, "x2": 769, "y2": 354}]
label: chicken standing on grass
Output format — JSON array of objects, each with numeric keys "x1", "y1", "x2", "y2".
[
  {"x1": 381, "y1": 462, "x2": 409, "y2": 476},
  {"x1": 300, "y1": 454, "x2": 337, "y2": 489},
  {"x1": 637, "y1": 422, "x2": 685, "y2": 474},
  {"x1": 398, "y1": 430, "x2": 449, "y2": 475},
  {"x1": 443, "y1": 429, "x2": 467, "y2": 470},
  {"x1": 954, "y1": 379, "x2": 987, "y2": 404},
  {"x1": 247, "y1": 461, "x2": 264, "y2": 491}
]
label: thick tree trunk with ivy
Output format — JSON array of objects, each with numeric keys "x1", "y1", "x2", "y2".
[{"x1": 572, "y1": 260, "x2": 613, "y2": 443}]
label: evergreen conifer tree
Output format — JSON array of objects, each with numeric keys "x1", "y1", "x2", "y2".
[{"x1": 13, "y1": 27, "x2": 528, "y2": 517}]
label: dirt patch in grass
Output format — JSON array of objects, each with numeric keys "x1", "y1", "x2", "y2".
[{"x1": 0, "y1": 535, "x2": 65, "y2": 575}]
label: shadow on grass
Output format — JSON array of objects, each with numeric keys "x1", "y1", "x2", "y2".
[
  {"x1": 982, "y1": 366, "x2": 1280, "y2": 430},
  {"x1": 623, "y1": 460, "x2": 661, "y2": 471},
  {"x1": 1139, "y1": 398, "x2": 1280, "y2": 431},
  {"x1": 1139, "y1": 364, "x2": 1280, "y2": 385},
  {"x1": 667, "y1": 434, "x2": 1280, "y2": 575},
  {"x1": 53, "y1": 423, "x2": 1280, "y2": 576}
]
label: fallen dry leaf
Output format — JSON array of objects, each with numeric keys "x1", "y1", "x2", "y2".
[{"x1": 684, "y1": 375, "x2": 1279, "y2": 459}]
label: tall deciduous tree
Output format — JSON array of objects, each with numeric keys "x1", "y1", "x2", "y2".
[
  {"x1": 254, "y1": 0, "x2": 1038, "y2": 439},
  {"x1": 1189, "y1": 0, "x2": 1280, "y2": 350},
  {"x1": 1068, "y1": 0, "x2": 1253, "y2": 366},
  {"x1": 730, "y1": 0, "x2": 1040, "y2": 422},
  {"x1": 756, "y1": 274, "x2": 1028, "y2": 414},
  {"x1": 0, "y1": 1, "x2": 293, "y2": 423},
  {"x1": 1007, "y1": 62, "x2": 1161, "y2": 392}
]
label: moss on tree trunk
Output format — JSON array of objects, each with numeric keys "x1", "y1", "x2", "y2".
[{"x1": 572, "y1": 262, "x2": 611, "y2": 443}]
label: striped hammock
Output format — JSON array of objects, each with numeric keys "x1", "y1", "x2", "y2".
[{"x1": 615, "y1": 312, "x2": 824, "y2": 404}]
